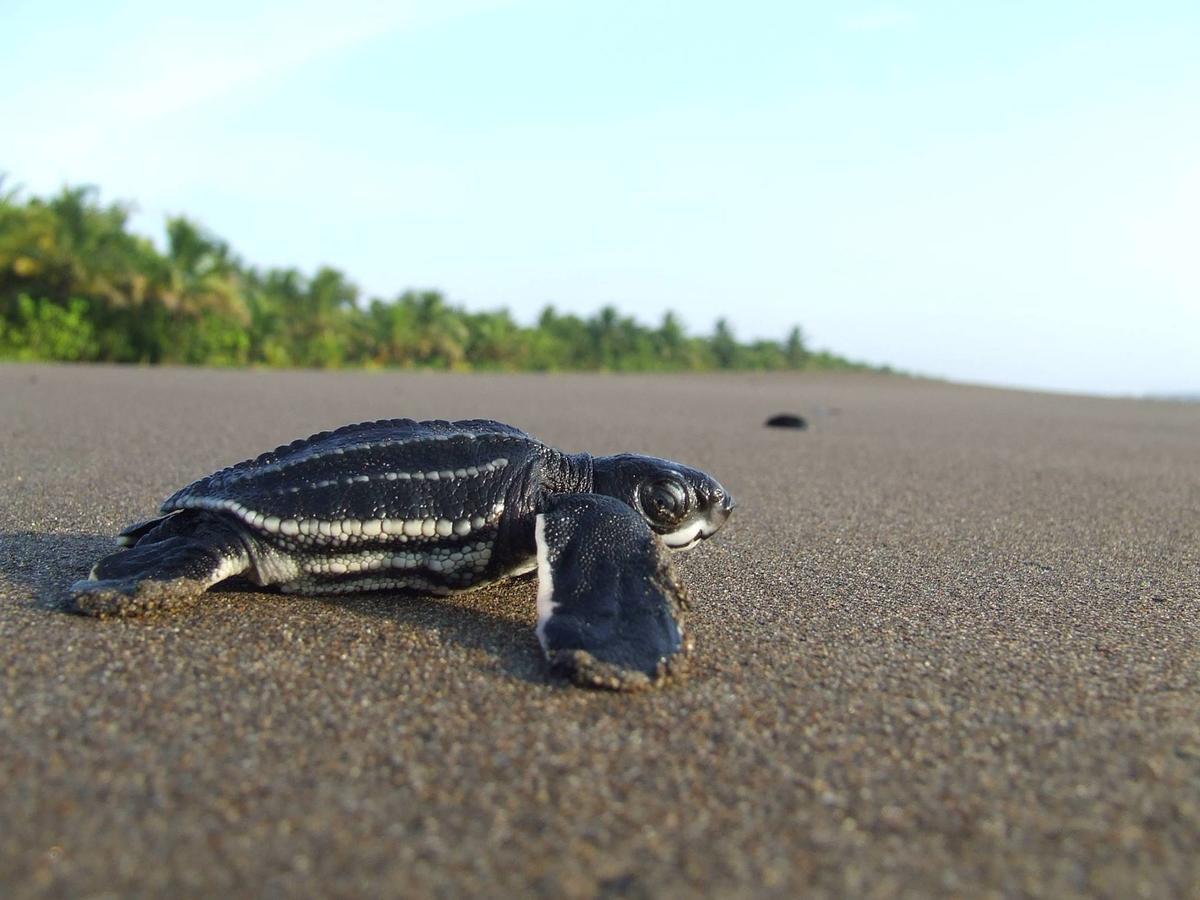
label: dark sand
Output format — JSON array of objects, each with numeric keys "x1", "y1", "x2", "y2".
[{"x1": 2, "y1": 364, "x2": 1198, "y2": 898}]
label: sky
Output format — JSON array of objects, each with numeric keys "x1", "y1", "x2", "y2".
[{"x1": 3, "y1": 0, "x2": 1198, "y2": 394}]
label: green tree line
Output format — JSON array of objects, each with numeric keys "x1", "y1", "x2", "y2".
[{"x1": 0, "y1": 180, "x2": 871, "y2": 372}]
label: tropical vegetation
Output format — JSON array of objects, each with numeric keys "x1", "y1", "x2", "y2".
[{"x1": 0, "y1": 179, "x2": 872, "y2": 372}]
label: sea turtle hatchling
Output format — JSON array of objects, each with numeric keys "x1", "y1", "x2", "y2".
[{"x1": 71, "y1": 418, "x2": 735, "y2": 690}]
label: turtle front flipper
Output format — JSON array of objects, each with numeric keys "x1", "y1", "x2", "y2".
[
  {"x1": 70, "y1": 511, "x2": 250, "y2": 618},
  {"x1": 534, "y1": 494, "x2": 692, "y2": 691}
]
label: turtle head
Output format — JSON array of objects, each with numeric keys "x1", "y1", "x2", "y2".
[{"x1": 590, "y1": 453, "x2": 735, "y2": 551}]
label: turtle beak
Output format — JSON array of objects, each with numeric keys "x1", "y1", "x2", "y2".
[{"x1": 710, "y1": 489, "x2": 735, "y2": 528}]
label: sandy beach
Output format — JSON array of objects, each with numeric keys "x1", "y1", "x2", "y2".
[{"x1": 1, "y1": 364, "x2": 1197, "y2": 898}]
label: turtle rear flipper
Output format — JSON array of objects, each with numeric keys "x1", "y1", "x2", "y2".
[
  {"x1": 534, "y1": 494, "x2": 692, "y2": 691},
  {"x1": 70, "y1": 511, "x2": 250, "y2": 618},
  {"x1": 115, "y1": 511, "x2": 182, "y2": 546}
]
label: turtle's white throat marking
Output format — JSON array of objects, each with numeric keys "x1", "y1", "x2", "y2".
[
  {"x1": 661, "y1": 519, "x2": 708, "y2": 551},
  {"x1": 534, "y1": 514, "x2": 555, "y2": 652}
]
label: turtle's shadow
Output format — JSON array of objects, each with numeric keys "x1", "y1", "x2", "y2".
[
  {"x1": 0, "y1": 531, "x2": 112, "y2": 611},
  {"x1": 301, "y1": 577, "x2": 549, "y2": 686},
  {"x1": 0, "y1": 531, "x2": 552, "y2": 687}
]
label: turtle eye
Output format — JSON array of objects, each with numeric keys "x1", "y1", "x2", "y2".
[{"x1": 638, "y1": 478, "x2": 689, "y2": 527}]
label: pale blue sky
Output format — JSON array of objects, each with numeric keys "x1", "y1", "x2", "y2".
[{"x1": 3, "y1": 0, "x2": 1198, "y2": 394}]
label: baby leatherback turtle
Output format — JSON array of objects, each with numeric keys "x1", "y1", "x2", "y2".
[{"x1": 71, "y1": 418, "x2": 735, "y2": 690}]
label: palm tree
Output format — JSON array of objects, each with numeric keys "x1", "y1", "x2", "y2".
[
  {"x1": 0, "y1": 185, "x2": 153, "y2": 308},
  {"x1": 785, "y1": 325, "x2": 809, "y2": 369},
  {"x1": 711, "y1": 318, "x2": 738, "y2": 369},
  {"x1": 409, "y1": 291, "x2": 467, "y2": 368},
  {"x1": 656, "y1": 311, "x2": 687, "y2": 369},
  {"x1": 159, "y1": 217, "x2": 247, "y2": 320}
]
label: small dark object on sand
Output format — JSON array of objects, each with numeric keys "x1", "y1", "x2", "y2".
[
  {"x1": 766, "y1": 414, "x2": 808, "y2": 430},
  {"x1": 70, "y1": 418, "x2": 735, "y2": 691}
]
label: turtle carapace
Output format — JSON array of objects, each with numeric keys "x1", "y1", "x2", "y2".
[{"x1": 71, "y1": 418, "x2": 735, "y2": 691}]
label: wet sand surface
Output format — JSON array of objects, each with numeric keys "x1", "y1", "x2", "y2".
[{"x1": 2, "y1": 364, "x2": 1198, "y2": 898}]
